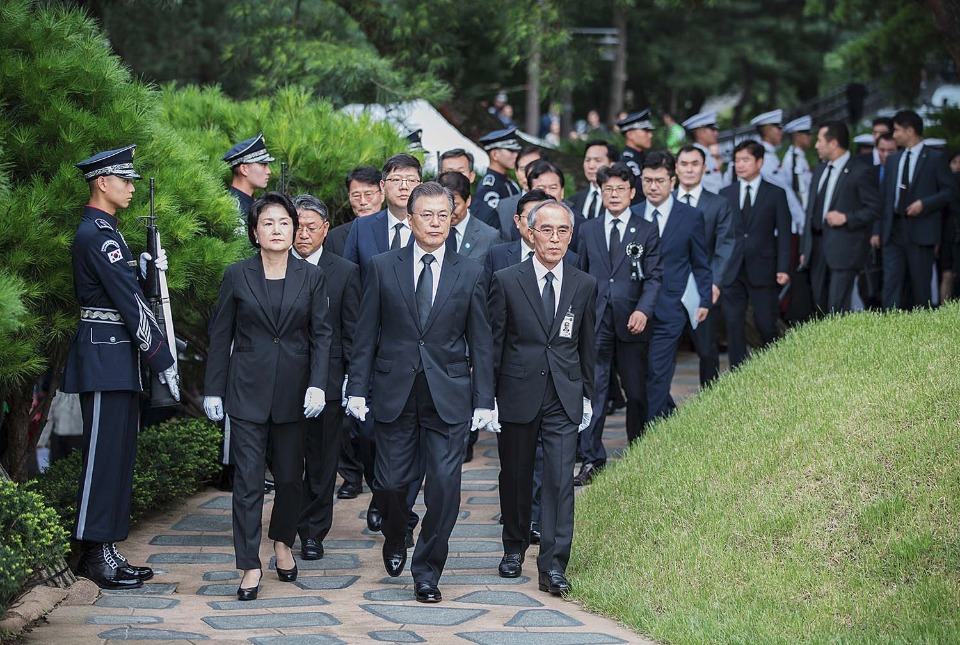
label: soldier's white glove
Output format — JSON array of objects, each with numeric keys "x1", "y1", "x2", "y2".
[
  {"x1": 203, "y1": 395, "x2": 223, "y2": 421},
  {"x1": 139, "y1": 249, "x2": 168, "y2": 278},
  {"x1": 578, "y1": 398, "x2": 592, "y2": 433},
  {"x1": 484, "y1": 401, "x2": 501, "y2": 433},
  {"x1": 341, "y1": 376, "x2": 349, "y2": 408},
  {"x1": 303, "y1": 387, "x2": 326, "y2": 418},
  {"x1": 346, "y1": 396, "x2": 368, "y2": 422},
  {"x1": 471, "y1": 408, "x2": 494, "y2": 432},
  {"x1": 158, "y1": 365, "x2": 180, "y2": 402}
]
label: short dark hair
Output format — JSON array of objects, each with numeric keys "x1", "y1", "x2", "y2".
[
  {"x1": 526, "y1": 159, "x2": 565, "y2": 188},
  {"x1": 516, "y1": 188, "x2": 552, "y2": 216},
  {"x1": 893, "y1": 110, "x2": 923, "y2": 137},
  {"x1": 436, "y1": 171, "x2": 471, "y2": 201},
  {"x1": 516, "y1": 146, "x2": 542, "y2": 169},
  {"x1": 248, "y1": 191, "x2": 299, "y2": 248},
  {"x1": 407, "y1": 181, "x2": 454, "y2": 215},
  {"x1": 439, "y1": 149, "x2": 475, "y2": 173},
  {"x1": 292, "y1": 194, "x2": 329, "y2": 221},
  {"x1": 584, "y1": 139, "x2": 619, "y2": 164},
  {"x1": 872, "y1": 116, "x2": 894, "y2": 133},
  {"x1": 345, "y1": 165, "x2": 381, "y2": 190},
  {"x1": 734, "y1": 140, "x2": 765, "y2": 161},
  {"x1": 641, "y1": 150, "x2": 676, "y2": 177},
  {"x1": 596, "y1": 162, "x2": 635, "y2": 189},
  {"x1": 383, "y1": 153, "x2": 422, "y2": 180},
  {"x1": 818, "y1": 121, "x2": 850, "y2": 151},
  {"x1": 877, "y1": 132, "x2": 895, "y2": 144},
  {"x1": 677, "y1": 144, "x2": 706, "y2": 162}
]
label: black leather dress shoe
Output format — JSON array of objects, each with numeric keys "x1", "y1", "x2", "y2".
[
  {"x1": 237, "y1": 569, "x2": 262, "y2": 601},
  {"x1": 300, "y1": 537, "x2": 324, "y2": 560},
  {"x1": 414, "y1": 581, "x2": 442, "y2": 603},
  {"x1": 76, "y1": 543, "x2": 142, "y2": 590},
  {"x1": 498, "y1": 553, "x2": 523, "y2": 578},
  {"x1": 463, "y1": 444, "x2": 474, "y2": 463},
  {"x1": 573, "y1": 462, "x2": 600, "y2": 487},
  {"x1": 382, "y1": 543, "x2": 406, "y2": 577},
  {"x1": 366, "y1": 504, "x2": 382, "y2": 532},
  {"x1": 109, "y1": 543, "x2": 154, "y2": 581},
  {"x1": 538, "y1": 570, "x2": 571, "y2": 596},
  {"x1": 337, "y1": 481, "x2": 360, "y2": 499},
  {"x1": 405, "y1": 529, "x2": 415, "y2": 549},
  {"x1": 529, "y1": 522, "x2": 541, "y2": 545}
]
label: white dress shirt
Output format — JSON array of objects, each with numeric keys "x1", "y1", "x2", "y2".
[
  {"x1": 643, "y1": 195, "x2": 674, "y2": 236},
  {"x1": 520, "y1": 238, "x2": 536, "y2": 261},
  {"x1": 413, "y1": 242, "x2": 445, "y2": 304},
  {"x1": 582, "y1": 185, "x2": 602, "y2": 219},
  {"x1": 676, "y1": 184, "x2": 704, "y2": 209},
  {"x1": 452, "y1": 212, "x2": 471, "y2": 252},
  {"x1": 388, "y1": 211, "x2": 412, "y2": 248},
  {"x1": 531, "y1": 254, "x2": 564, "y2": 316},
  {"x1": 291, "y1": 246, "x2": 323, "y2": 265},
  {"x1": 817, "y1": 151, "x2": 851, "y2": 220},
  {"x1": 604, "y1": 209, "x2": 632, "y2": 251},
  {"x1": 895, "y1": 141, "x2": 924, "y2": 208}
]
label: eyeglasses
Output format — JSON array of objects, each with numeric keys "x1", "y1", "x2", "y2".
[
  {"x1": 349, "y1": 189, "x2": 380, "y2": 200},
  {"x1": 531, "y1": 226, "x2": 572, "y2": 239},
  {"x1": 601, "y1": 186, "x2": 630, "y2": 195},
  {"x1": 415, "y1": 211, "x2": 450, "y2": 222},
  {"x1": 640, "y1": 177, "x2": 671, "y2": 187},
  {"x1": 298, "y1": 225, "x2": 325, "y2": 234},
  {"x1": 384, "y1": 178, "x2": 421, "y2": 187}
]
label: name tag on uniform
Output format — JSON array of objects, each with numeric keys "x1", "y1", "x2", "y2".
[{"x1": 559, "y1": 308, "x2": 575, "y2": 339}]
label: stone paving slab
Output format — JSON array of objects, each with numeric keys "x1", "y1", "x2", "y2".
[
  {"x1": 369, "y1": 629, "x2": 425, "y2": 643},
  {"x1": 505, "y1": 608, "x2": 583, "y2": 627},
  {"x1": 97, "y1": 627, "x2": 209, "y2": 640},
  {"x1": 150, "y1": 534, "x2": 234, "y2": 547},
  {"x1": 171, "y1": 514, "x2": 233, "y2": 532},
  {"x1": 147, "y1": 552, "x2": 234, "y2": 564},
  {"x1": 456, "y1": 633, "x2": 628, "y2": 645},
  {"x1": 249, "y1": 636, "x2": 346, "y2": 645},
  {"x1": 103, "y1": 583, "x2": 179, "y2": 595},
  {"x1": 362, "y1": 603, "x2": 487, "y2": 626},
  {"x1": 206, "y1": 595, "x2": 330, "y2": 610},
  {"x1": 201, "y1": 611, "x2": 340, "y2": 630},
  {"x1": 94, "y1": 596, "x2": 180, "y2": 610}
]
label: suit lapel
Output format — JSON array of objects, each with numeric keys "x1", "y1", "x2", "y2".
[
  {"x1": 909, "y1": 149, "x2": 929, "y2": 200},
  {"x1": 548, "y1": 270, "x2": 579, "y2": 338},
  {"x1": 591, "y1": 218, "x2": 613, "y2": 273},
  {"x1": 244, "y1": 255, "x2": 276, "y2": 331},
  {"x1": 518, "y1": 262, "x2": 551, "y2": 335},
  {"x1": 610, "y1": 213, "x2": 644, "y2": 274},
  {"x1": 276, "y1": 258, "x2": 306, "y2": 330},
  {"x1": 392, "y1": 246, "x2": 419, "y2": 327},
  {"x1": 423, "y1": 252, "x2": 462, "y2": 333},
  {"x1": 829, "y1": 158, "x2": 852, "y2": 210},
  {"x1": 375, "y1": 211, "x2": 389, "y2": 253}
]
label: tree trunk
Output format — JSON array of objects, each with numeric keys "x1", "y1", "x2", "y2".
[
  {"x1": 608, "y1": 11, "x2": 628, "y2": 126},
  {"x1": 525, "y1": 9, "x2": 543, "y2": 135},
  {"x1": 2, "y1": 385, "x2": 34, "y2": 483},
  {"x1": 921, "y1": 0, "x2": 960, "y2": 74},
  {"x1": 733, "y1": 62, "x2": 754, "y2": 127}
]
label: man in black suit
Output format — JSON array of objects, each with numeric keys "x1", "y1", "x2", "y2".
[
  {"x1": 497, "y1": 146, "x2": 544, "y2": 239},
  {"x1": 324, "y1": 166, "x2": 383, "y2": 259},
  {"x1": 488, "y1": 199, "x2": 597, "y2": 596},
  {"x1": 675, "y1": 146, "x2": 736, "y2": 387},
  {"x1": 575, "y1": 162, "x2": 662, "y2": 485},
  {"x1": 439, "y1": 149, "x2": 502, "y2": 232},
  {"x1": 569, "y1": 140, "x2": 619, "y2": 221},
  {"x1": 720, "y1": 140, "x2": 791, "y2": 369},
  {"x1": 346, "y1": 182, "x2": 495, "y2": 604},
  {"x1": 291, "y1": 195, "x2": 361, "y2": 561},
  {"x1": 487, "y1": 189, "x2": 581, "y2": 274},
  {"x1": 799, "y1": 121, "x2": 881, "y2": 314},
  {"x1": 877, "y1": 110, "x2": 956, "y2": 309}
]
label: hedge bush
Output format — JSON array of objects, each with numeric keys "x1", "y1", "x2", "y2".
[
  {"x1": 30, "y1": 417, "x2": 222, "y2": 533},
  {"x1": 0, "y1": 480, "x2": 69, "y2": 617}
]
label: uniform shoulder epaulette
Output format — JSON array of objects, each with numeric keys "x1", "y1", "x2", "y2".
[
  {"x1": 482, "y1": 174, "x2": 496, "y2": 187},
  {"x1": 95, "y1": 219, "x2": 114, "y2": 231}
]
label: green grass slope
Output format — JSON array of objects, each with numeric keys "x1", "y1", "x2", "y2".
[{"x1": 572, "y1": 304, "x2": 960, "y2": 645}]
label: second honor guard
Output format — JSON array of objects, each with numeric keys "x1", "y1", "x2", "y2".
[
  {"x1": 224, "y1": 133, "x2": 276, "y2": 221},
  {"x1": 681, "y1": 111, "x2": 723, "y2": 194},
  {"x1": 476, "y1": 128, "x2": 522, "y2": 210}
]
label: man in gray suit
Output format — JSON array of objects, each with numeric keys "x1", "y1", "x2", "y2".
[
  {"x1": 675, "y1": 145, "x2": 735, "y2": 387},
  {"x1": 437, "y1": 171, "x2": 501, "y2": 267}
]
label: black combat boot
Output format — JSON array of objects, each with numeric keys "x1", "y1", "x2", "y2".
[
  {"x1": 109, "y1": 543, "x2": 154, "y2": 581},
  {"x1": 76, "y1": 542, "x2": 143, "y2": 589}
]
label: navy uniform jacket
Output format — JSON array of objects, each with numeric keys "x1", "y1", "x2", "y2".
[
  {"x1": 489, "y1": 260, "x2": 597, "y2": 425},
  {"x1": 620, "y1": 147, "x2": 645, "y2": 205},
  {"x1": 475, "y1": 169, "x2": 519, "y2": 210},
  {"x1": 576, "y1": 213, "x2": 663, "y2": 342},
  {"x1": 63, "y1": 206, "x2": 175, "y2": 393},
  {"x1": 346, "y1": 245, "x2": 495, "y2": 425},
  {"x1": 229, "y1": 186, "x2": 253, "y2": 219}
]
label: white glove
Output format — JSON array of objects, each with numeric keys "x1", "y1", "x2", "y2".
[
  {"x1": 203, "y1": 395, "x2": 224, "y2": 421},
  {"x1": 341, "y1": 376, "x2": 349, "y2": 408},
  {"x1": 157, "y1": 365, "x2": 180, "y2": 402},
  {"x1": 486, "y1": 401, "x2": 501, "y2": 433},
  {"x1": 303, "y1": 387, "x2": 326, "y2": 418},
  {"x1": 346, "y1": 396, "x2": 368, "y2": 422},
  {"x1": 578, "y1": 397, "x2": 592, "y2": 433},
  {"x1": 139, "y1": 249, "x2": 168, "y2": 278},
  {"x1": 471, "y1": 408, "x2": 494, "y2": 432}
]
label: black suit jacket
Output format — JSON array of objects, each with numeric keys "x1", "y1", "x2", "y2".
[
  {"x1": 877, "y1": 146, "x2": 955, "y2": 245},
  {"x1": 205, "y1": 254, "x2": 332, "y2": 424},
  {"x1": 800, "y1": 155, "x2": 881, "y2": 271},
  {"x1": 720, "y1": 179, "x2": 791, "y2": 288},
  {"x1": 347, "y1": 244, "x2": 495, "y2": 425},
  {"x1": 489, "y1": 260, "x2": 597, "y2": 425},
  {"x1": 677, "y1": 189, "x2": 736, "y2": 289},
  {"x1": 305, "y1": 250, "x2": 361, "y2": 399},
  {"x1": 324, "y1": 220, "x2": 354, "y2": 257}
]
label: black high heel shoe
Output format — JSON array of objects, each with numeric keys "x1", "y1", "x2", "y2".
[
  {"x1": 237, "y1": 569, "x2": 262, "y2": 601},
  {"x1": 276, "y1": 562, "x2": 298, "y2": 582}
]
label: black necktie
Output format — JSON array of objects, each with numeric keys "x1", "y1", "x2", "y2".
[
  {"x1": 391, "y1": 222, "x2": 404, "y2": 250},
  {"x1": 586, "y1": 190, "x2": 599, "y2": 219},
  {"x1": 526, "y1": 249, "x2": 535, "y2": 261},
  {"x1": 609, "y1": 218, "x2": 621, "y2": 265},
  {"x1": 741, "y1": 185, "x2": 752, "y2": 225},
  {"x1": 683, "y1": 193, "x2": 693, "y2": 207},
  {"x1": 898, "y1": 150, "x2": 911, "y2": 211},
  {"x1": 445, "y1": 229, "x2": 458, "y2": 255},
  {"x1": 652, "y1": 209, "x2": 662, "y2": 230},
  {"x1": 416, "y1": 254, "x2": 435, "y2": 328},
  {"x1": 813, "y1": 164, "x2": 833, "y2": 231},
  {"x1": 542, "y1": 271, "x2": 556, "y2": 323}
]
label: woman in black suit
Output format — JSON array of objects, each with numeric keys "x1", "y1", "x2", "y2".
[{"x1": 204, "y1": 192, "x2": 332, "y2": 600}]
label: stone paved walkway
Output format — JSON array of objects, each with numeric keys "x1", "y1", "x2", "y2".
[{"x1": 24, "y1": 351, "x2": 714, "y2": 644}]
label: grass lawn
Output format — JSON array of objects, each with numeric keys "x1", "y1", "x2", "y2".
[{"x1": 571, "y1": 303, "x2": 960, "y2": 644}]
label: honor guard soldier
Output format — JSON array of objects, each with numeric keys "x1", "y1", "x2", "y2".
[
  {"x1": 781, "y1": 116, "x2": 813, "y2": 210},
  {"x1": 223, "y1": 132, "x2": 275, "y2": 223},
  {"x1": 616, "y1": 110, "x2": 655, "y2": 205},
  {"x1": 475, "y1": 127, "x2": 522, "y2": 210},
  {"x1": 63, "y1": 145, "x2": 180, "y2": 589},
  {"x1": 682, "y1": 111, "x2": 723, "y2": 194},
  {"x1": 750, "y1": 110, "x2": 807, "y2": 233}
]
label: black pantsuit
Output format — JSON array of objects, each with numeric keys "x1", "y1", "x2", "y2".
[
  {"x1": 298, "y1": 403, "x2": 344, "y2": 544},
  {"x1": 808, "y1": 234, "x2": 859, "y2": 312},
  {"x1": 591, "y1": 306, "x2": 649, "y2": 445}
]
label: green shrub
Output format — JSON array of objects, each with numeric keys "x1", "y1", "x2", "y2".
[
  {"x1": 0, "y1": 480, "x2": 69, "y2": 616},
  {"x1": 30, "y1": 417, "x2": 222, "y2": 532}
]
